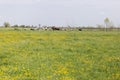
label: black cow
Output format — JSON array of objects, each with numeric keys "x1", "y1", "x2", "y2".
[
  {"x1": 78, "y1": 28, "x2": 82, "y2": 31},
  {"x1": 30, "y1": 28, "x2": 35, "y2": 30},
  {"x1": 51, "y1": 27, "x2": 60, "y2": 31}
]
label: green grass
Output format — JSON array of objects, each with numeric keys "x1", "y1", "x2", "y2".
[{"x1": 0, "y1": 28, "x2": 120, "y2": 80}]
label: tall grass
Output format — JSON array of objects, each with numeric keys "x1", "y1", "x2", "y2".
[{"x1": 0, "y1": 29, "x2": 120, "y2": 80}]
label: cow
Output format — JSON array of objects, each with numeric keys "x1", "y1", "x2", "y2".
[
  {"x1": 51, "y1": 26, "x2": 60, "y2": 31},
  {"x1": 30, "y1": 28, "x2": 35, "y2": 31},
  {"x1": 78, "y1": 28, "x2": 82, "y2": 31}
]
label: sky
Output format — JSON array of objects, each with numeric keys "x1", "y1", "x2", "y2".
[{"x1": 0, "y1": 0, "x2": 120, "y2": 27}]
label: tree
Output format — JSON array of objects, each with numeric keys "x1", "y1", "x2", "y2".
[
  {"x1": 12, "y1": 24, "x2": 19, "y2": 28},
  {"x1": 20, "y1": 25, "x2": 25, "y2": 28},
  {"x1": 4, "y1": 22, "x2": 10, "y2": 28},
  {"x1": 104, "y1": 17, "x2": 111, "y2": 32},
  {"x1": 104, "y1": 18, "x2": 115, "y2": 31},
  {"x1": 96, "y1": 24, "x2": 104, "y2": 31}
]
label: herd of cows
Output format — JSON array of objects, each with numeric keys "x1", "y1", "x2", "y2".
[
  {"x1": 13, "y1": 25, "x2": 120, "y2": 31},
  {"x1": 29, "y1": 26, "x2": 82, "y2": 31}
]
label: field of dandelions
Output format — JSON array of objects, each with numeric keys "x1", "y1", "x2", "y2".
[{"x1": 0, "y1": 28, "x2": 120, "y2": 80}]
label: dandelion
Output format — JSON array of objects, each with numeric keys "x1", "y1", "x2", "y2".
[
  {"x1": 55, "y1": 67, "x2": 68, "y2": 75},
  {"x1": 47, "y1": 76, "x2": 52, "y2": 79}
]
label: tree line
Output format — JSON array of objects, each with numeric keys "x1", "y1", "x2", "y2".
[{"x1": 1, "y1": 18, "x2": 120, "y2": 31}]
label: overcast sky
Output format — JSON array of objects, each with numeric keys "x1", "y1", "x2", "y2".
[{"x1": 0, "y1": 0, "x2": 120, "y2": 26}]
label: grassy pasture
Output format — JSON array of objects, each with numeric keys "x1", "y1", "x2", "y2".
[{"x1": 0, "y1": 28, "x2": 120, "y2": 80}]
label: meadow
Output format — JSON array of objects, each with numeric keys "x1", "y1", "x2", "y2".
[{"x1": 0, "y1": 28, "x2": 120, "y2": 80}]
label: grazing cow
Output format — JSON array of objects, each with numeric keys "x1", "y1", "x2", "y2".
[
  {"x1": 78, "y1": 28, "x2": 82, "y2": 31},
  {"x1": 30, "y1": 28, "x2": 35, "y2": 31},
  {"x1": 51, "y1": 27, "x2": 60, "y2": 31}
]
